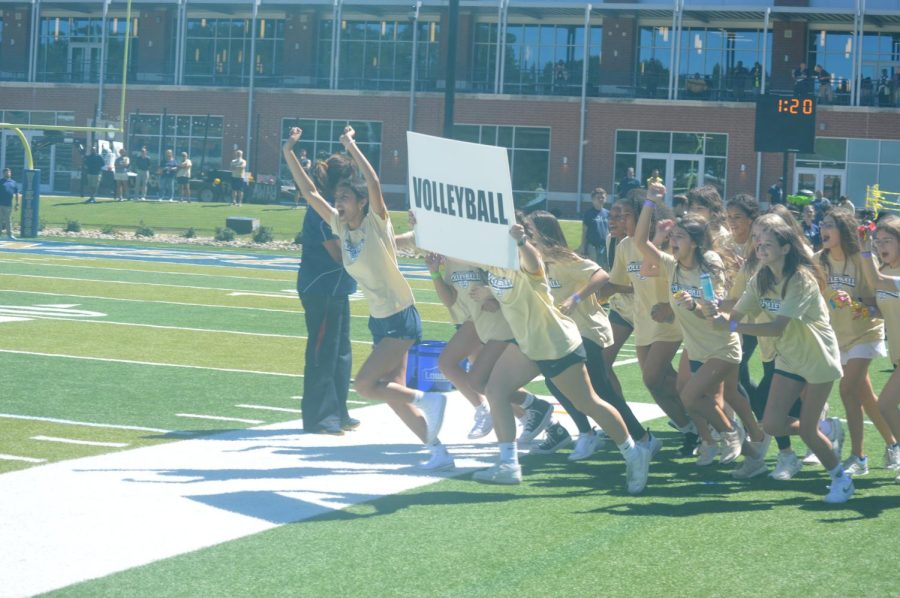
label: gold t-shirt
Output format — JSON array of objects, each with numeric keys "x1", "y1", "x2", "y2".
[
  {"x1": 332, "y1": 211, "x2": 415, "y2": 319},
  {"x1": 660, "y1": 252, "x2": 742, "y2": 364},
  {"x1": 875, "y1": 265, "x2": 900, "y2": 365},
  {"x1": 443, "y1": 259, "x2": 513, "y2": 343},
  {"x1": 736, "y1": 270, "x2": 842, "y2": 383},
  {"x1": 546, "y1": 256, "x2": 613, "y2": 349},
  {"x1": 485, "y1": 265, "x2": 582, "y2": 361},
  {"x1": 608, "y1": 236, "x2": 682, "y2": 346},
  {"x1": 815, "y1": 252, "x2": 885, "y2": 352}
]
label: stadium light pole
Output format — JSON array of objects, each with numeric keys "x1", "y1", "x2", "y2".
[
  {"x1": 443, "y1": 0, "x2": 459, "y2": 139},
  {"x1": 246, "y1": 0, "x2": 260, "y2": 172},
  {"x1": 408, "y1": 1, "x2": 421, "y2": 133}
]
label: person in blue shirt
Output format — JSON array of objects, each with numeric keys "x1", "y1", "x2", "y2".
[
  {"x1": 296, "y1": 152, "x2": 360, "y2": 434},
  {"x1": 801, "y1": 204, "x2": 822, "y2": 250},
  {"x1": 618, "y1": 167, "x2": 641, "y2": 199},
  {"x1": 577, "y1": 187, "x2": 611, "y2": 270},
  {"x1": 1, "y1": 168, "x2": 19, "y2": 239}
]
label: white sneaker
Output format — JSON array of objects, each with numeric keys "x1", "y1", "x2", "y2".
[
  {"x1": 745, "y1": 434, "x2": 771, "y2": 460},
  {"x1": 719, "y1": 424, "x2": 746, "y2": 465},
  {"x1": 842, "y1": 454, "x2": 869, "y2": 476},
  {"x1": 417, "y1": 448, "x2": 455, "y2": 472},
  {"x1": 731, "y1": 455, "x2": 768, "y2": 479},
  {"x1": 568, "y1": 430, "x2": 600, "y2": 461},
  {"x1": 625, "y1": 444, "x2": 651, "y2": 494},
  {"x1": 417, "y1": 392, "x2": 447, "y2": 444},
  {"x1": 640, "y1": 432, "x2": 663, "y2": 459},
  {"x1": 696, "y1": 441, "x2": 719, "y2": 466},
  {"x1": 884, "y1": 445, "x2": 900, "y2": 470},
  {"x1": 823, "y1": 474, "x2": 855, "y2": 504},
  {"x1": 770, "y1": 451, "x2": 803, "y2": 480},
  {"x1": 801, "y1": 449, "x2": 821, "y2": 465},
  {"x1": 468, "y1": 404, "x2": 493, "y2": 439},
  {"x1": 472, "y1": 462, "x2": 522, "y2": 485},
  {"x1": 825, "y1": 416, "x2": 844, "y2": 460}
]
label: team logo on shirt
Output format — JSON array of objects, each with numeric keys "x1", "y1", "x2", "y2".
[
  {"x1": 548, "y1": 277, "x2": 562, "y2": 289},
  {"x1": 487, "y1": 272, "x2": 514, "y2": 297},
  {"x1": 828, "y1": 274, "x2": 855, "y2": 289},
  {"x1": 450, "y1": 270, "x2": 482, "y2": 288},
  {"x1": 627, "y1": 261, "x2": 647, "y2": 281},
  {"x1": 760, "y1": 297, "x2": 782, "y2": 312},
  {"x1": 671, "y1": 283, "x2": 701, "y2": 298},
  {"x1": 343, "y1": 236, "x2": 365, "y2": 263}
]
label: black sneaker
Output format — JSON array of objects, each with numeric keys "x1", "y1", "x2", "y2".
[
  {"x1": 519, "y1": 398, "x2": 554, "y2": 444},
  {"x1": 529, "y1": 423, "x2": 572, "y2": 454},
  {"x1": 309, "y1": 416, "x2": 344, "y2": 436},
  {"x1": 678, "y1": 432, "x2": 701, "y2": 457},
  {"x1": 341, "y1": 416, "x2": 361, "y2": 431}
]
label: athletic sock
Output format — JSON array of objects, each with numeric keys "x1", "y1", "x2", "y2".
[
  {"x1": 521, "y1": 393, "x2": 535, "y2": 410},
  {"x1": 618, "y1": 436, "x2": 637, "y2": 460},
  {"x1": 411, "y1": 390, "x2": 426, "y2": 405},
  {"x1": 828, "y1": 463, "x2": 845, "y2": 479},
  {"x1": 499, "y1": 441, "x2": 518, "y2": 464}
]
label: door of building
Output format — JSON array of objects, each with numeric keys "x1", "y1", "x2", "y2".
[
  {"x1": 795, "y1": 167, "x2": 845, "y2": 201},
  {"x1": 0, "y1": 131, "x2": 56, "y2": 193},
  {"x1": 68, "y1": 42, "x2": 103, "y2": 83},
  {"x1": 638, "y1": 154, "x2": 704, "y2": 200}
]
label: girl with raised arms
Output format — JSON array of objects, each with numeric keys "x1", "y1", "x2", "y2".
[{"x1": 283, "y1": 126, "x2": 451, "y2": 470}]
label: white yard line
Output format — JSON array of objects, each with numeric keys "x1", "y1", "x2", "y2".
[
  {"x1": 0, "y1": 454, "x2": 47, "y2": 463},
  {"x1": 235, "y1": 404, "x2": 302, "y2": 414},
  {"x1": 0, "y1": 349, "x2": 302, "y2": 378},
  {"x1": 0, "y1": 396, "x2": 665, "y2": 596},
  {"x1": 176, "y1": 414, "x2": 265, "y2": 424},
  {"x1": 31, "y1": 436, "x2": 130, "y2": 448},
  {"x1": 0, "y1": 258, "x2": 296, "y2": 283},
  {"x1": 0, "y1": 413, "x2": 171, "y2": 434}
]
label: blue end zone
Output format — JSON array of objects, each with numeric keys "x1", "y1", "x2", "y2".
[{"x1": 0, "y1": 240, "x2": 430, "y2": 278}]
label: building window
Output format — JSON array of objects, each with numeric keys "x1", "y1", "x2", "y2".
[
  {"x1": 614, "y1": 130, "x2": 727, "y2": 198},
  {"x1": 638, "y1": 26, "x2": 770, "y2": 101},
  {"x1": 473, "y1": 23, "x2": 602, "y2": 96},
  {"x1": 455, "y1": 124, "x2": 550, "y2": 207},
  {"x1": 0, "y1": 110, "x2": 75, "y2": 192},
  {"x1": 184, "y1": 17, "x2": 284, "y2": 87},
  {"x1": 128, "y1": 113, "x2": 224, "y2": 171},
  {"x1": 279, "y1": 118, "x2": 382, "y2": 185},
  {"x1": 36, "y1": 16, "x2": 136, "y2": 83},
  {"x1": 316, "y1": 19, "x2": 440, "y2": 91}
]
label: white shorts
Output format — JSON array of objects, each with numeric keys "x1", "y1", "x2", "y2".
[
  {"x1": 840, "y1": 340, "x2": 887, "y2": 365},
  {"x1": 114, "y1": 173, "x2": 128, "y2": 182}
]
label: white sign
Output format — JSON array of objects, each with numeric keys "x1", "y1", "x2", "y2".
[{"x1": 407, "y1": 132, "x2": 519, "y2": 270}]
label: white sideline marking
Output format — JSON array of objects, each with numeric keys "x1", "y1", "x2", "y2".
[
  {"x1": 32, "y1": 436, "x2": 129, "y2": 448},
  {"x1": 235, "y1": 404, "x2": 302, "y2": 414},
  {"x1": 176, "y1": 414, "x2": 265, "y2": 425},
  {"x1": 0, "y1": 453, "x2": 47, "y2": 463},
  {"x1": 0, "y1": 316, "x2": 30, "y2": 323},
  {"x1": 346, "y1": 400, "x2": 369, "y2": 405},
  {"x1": 0, "y1": 413, "x2": 171, "y2": 434},
  {"x1": 0, "y1": 349, "x2": 302, "y2": 378},
  {"x1": 0, "y1": 272, "x2": 290, "y2": 296},
  {"x1": 0, "y1": 257, "x2": 296, "y2": 282},
  {"x1": 0, "y1": 396, "x2": 665, "y2": 596}
]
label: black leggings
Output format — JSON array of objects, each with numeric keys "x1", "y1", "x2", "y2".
[
  {"x1": 738, "y1": 333, "x2": 758, "y2": 398},
  {"x1": 754, "y1": 360, "x2": 800, "y2": 451},
  {"x1": 544, "y1": 337, "x2": 646, "y2": 439}
]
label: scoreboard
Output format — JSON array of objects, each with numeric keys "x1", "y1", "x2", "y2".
[{"x1": 754, "y1": 94, "x2": 816, "y2": 153}]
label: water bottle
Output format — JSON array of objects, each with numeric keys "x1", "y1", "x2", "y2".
[{"x1": 699, "y1": 272, "x2": 716, "y2": 302}]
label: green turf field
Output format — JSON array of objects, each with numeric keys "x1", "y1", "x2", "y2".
[{"x1": 2, "y1": 238, "x2": 898, "y2": 596}]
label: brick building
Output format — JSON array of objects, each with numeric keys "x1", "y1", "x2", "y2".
[{"x1": 0, "y1": 0, "x2": 898, "y2": 213}]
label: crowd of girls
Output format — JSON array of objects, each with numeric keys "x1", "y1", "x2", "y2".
[{"x1": 285, "y1": 127, "x2": 899, "y2": 503}]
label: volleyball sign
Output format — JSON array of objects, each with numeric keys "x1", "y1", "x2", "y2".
[{"x1": 407, "y1": 131, "x2": 520, "y2": 270}]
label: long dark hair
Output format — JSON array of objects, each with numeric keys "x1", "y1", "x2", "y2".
[
  {"x1": 818, "y1": 207, "x2": 861, "y2": 275},
  {"x1": 754, "y1": 213, "x2": 825, "y2": 298},
  {"x1": 673, "y1": 214, "x2": 727, "y2": 283},
  {"x1": 687, "y1": 185, "x2": 727, "y2": 230},
  {"x1": 527, "y1": 210, "x2": 579, "y2": 262},
  {"x1": 311, "y1": 153, "x2": 355, "y2": 200},
  {"x1": 618, "y1": 188, "x2": 674, "y2": 246}
]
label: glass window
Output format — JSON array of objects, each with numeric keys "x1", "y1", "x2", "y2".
[
  {"x1": 128, "y1": 113, "x2": 224, "y2": 170},
  {"x1": 280, "y1": 118, "x2": 382, "y2": 186},
  {"x1": 36, "y1": 16, "x2": 138, "y2": 83},
  {"x1": 639, "y1": 131, "x2": 669, "y2": 153},
  {"x1": 879, "y1": 140, "x2": 900, "y2": 165},
  {"x1": 673, "y1": 133, "x2": 704, "y2": 155},
  {"x1": 847, "y1": 139, "x2": 878, "y2": 163},
  {"x1": 184, "y1": 17, "x2": 284, "y2": 87},
  {"x1": 616, "y1": 130, "x2": 637, "y2": 153}
]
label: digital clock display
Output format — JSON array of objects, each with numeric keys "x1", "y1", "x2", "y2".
[{"x1": 754, "y1": 94, "x2": 816, "y2": 153}]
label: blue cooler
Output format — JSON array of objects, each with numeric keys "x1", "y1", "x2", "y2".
[{"x1": 406, "y1": 340, "x2": 454, "y2": 392}]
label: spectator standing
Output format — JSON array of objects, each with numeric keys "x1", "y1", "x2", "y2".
[
  {"x1": 83, "y1": 147, "x2": 106, "y2": 204},
  {"x1": 811, "y1": 190, "x2": 831, "y2": 220},
  {"x1": 577, "y1": 187, "x2": 611, "y2": 270},
  {"x1": 618, "y1": 167, "x2": 641, "y2": 198},
  {"x1": 801, "y1": 204, "x2": 821, "y2": 251},
  {"x1": 732, "y1": 60, "x2": 750, "y2": 100},
  {"x1": 814, "y1": 64, "x2": 833, "y2": 103},
  {"x1": 133, "y1": 147, "x2": 151, "y2": 201},
  {"x1": 230, "y1": 149, "x2": 248, "y2": 206},
  {"x1": 160, "y1": 149, "x2": 178, "y2": 201},
  {"x1": 176, "y1": 152, "x2": 192, "y2": 202},
  {"x1": 768, "y1": 177, "x2": 785, "y2": 205},
  {"x1": 646, "y1": 169, "x2": 663, "y2": 188},
  {"x1": 836, "y1": 195, "x2": 855, "y2": 212},
  {"x1": 114, "y1": 148, "x2": 130, "y2": 201},
  {"x1": 0, "y1": 168, "x2": 19, "y2": 239},
  {"x1": 793, "y1": 62, "x2": 814, "y2": 96}
]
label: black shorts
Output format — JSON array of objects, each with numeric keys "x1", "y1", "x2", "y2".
[
  {"x1": 231, "y1": 177, "x2": 246, "y2": 191},
  {"x1": 774, "y1": 368, "x2": 807, "y2": 384},
  {"x1": 535, "y1": 344, "x2": 587, "y2": 380},
  {"x1": 608, "y1": 309, "x2": 634, "y2": 330},
  {"x1": 368, "y1": 305, "x2": 422, "y2": 346},
  {"x1": 176, "y1": 176, "x2": 189, "y2": 186},
  {"x1": 689, "y1": 359, "x2": 703, "y2": 373}
]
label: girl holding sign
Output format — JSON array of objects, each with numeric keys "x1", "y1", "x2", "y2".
[
  {"x1": 637, "y1": 184, "x2": 767, "y2": 475},
  {"x1": 468, "y1": 217, "x2": 651, "y2": 493},
  {"x1": 283, "y1": 126, "x2": 452, "y2": 471}
]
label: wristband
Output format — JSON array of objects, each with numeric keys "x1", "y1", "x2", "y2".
[
  {"x1": 517, "y1": 236, "x2": 526, "y2": 247},
  {"x1": 430, "y1": 270, "x2": 442, "y2": 281},
  {"x1": 861, "y1": 251, "x2": 872, "y2": 258},
  {"x1": 643, "y1": 200, "x2": 656, "y2": 209},
  {"x1": 571, "y1": 293, "x2": 582, "y2": 304},
  {"x1": 729, "y1": 319, "x2": 738, "y2": 333}
]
